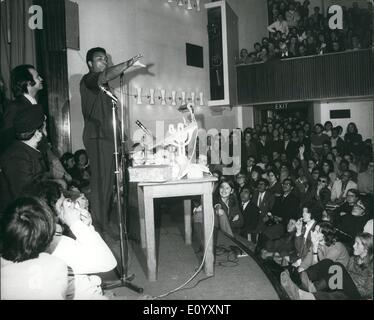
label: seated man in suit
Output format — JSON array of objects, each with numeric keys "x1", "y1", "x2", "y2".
[
  {"x1": 0, "y1": 105, "x2": 48, "y2": 212},
  {"x1": 240, "y1": 186, "x2": 260, "y2": 243},
  {"x1": 0, "y1": 64, "x2": 43, "y2": 154},
  {"x1": 252, "y1": 179, "x2": 276, "y2": 236}
]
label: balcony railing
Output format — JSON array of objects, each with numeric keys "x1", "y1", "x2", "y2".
[{"x1": 236, "y1": 49, "x2": 374, "y2": 105}]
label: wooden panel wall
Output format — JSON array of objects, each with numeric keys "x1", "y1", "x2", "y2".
[{"x1": 237, "y1": 49, "x2": 374, "y2": 105}]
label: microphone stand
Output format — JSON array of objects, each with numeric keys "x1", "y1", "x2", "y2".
[{"x1": 103, "y1": 83, "x2": 143, "y2": 294}]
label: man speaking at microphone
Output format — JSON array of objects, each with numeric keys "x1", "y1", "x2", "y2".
[{"x1": 80, "y1": 47, "x2": 142, "y2": 235}]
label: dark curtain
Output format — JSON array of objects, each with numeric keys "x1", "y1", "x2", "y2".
[{"x1": 0, "y1": 0, "x2": 36, "y2": 100}]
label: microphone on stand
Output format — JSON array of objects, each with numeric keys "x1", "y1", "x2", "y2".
[
  {"x1": 135, "y1": 120, "x2": 154, "y2": 138},
  {"x1": 99, "y1": 86, "x2": 118, "y2": 102}
]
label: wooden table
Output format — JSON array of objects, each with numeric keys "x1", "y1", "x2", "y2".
[{"x1": 137, "y1": 177, "x2": 217, "y2": 281}]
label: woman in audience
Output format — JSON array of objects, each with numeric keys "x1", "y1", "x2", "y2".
[
  {"x1": 320, "y1": 159, "x2": 337, "y2": 188},
  {"x1": 267, "y1": 169, "x2": 283, "y2": 198},
  {"x1": 247, "y1": 166, "x2": 263, "y2": 192},
  {"x1": 281, "y1": 232, "x2": 373, "y2": 300},
  {"x1": 344, "y1": 122, "x2": 362, "y2": 156},
  {"x1": 1, "y1": 197, "x2": 71, "y2": 300},
  {"x1": 213, "y1": 180, "x2": 243, "y2": 237}
]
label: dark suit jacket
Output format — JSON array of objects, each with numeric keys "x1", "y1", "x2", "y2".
[
  {"x1": 283, "y1": 140, "x2": 299, "y2": 160},
  {"x1": 252, "y1": 190, "x2": 275, "y2": 232},
  {"x1": 0, "y1": 96, "x2": 32, "y2": 154},
  {"x1": 272, "y1": 192, "x2": 301, "y2": 226},
  {"x1": 257, "y1": 141, "x2": 271, "y2": 158},
  {"x1": 0, "y1": 141, "x2": 47, "y2": 209},
  {"x1": 241, "y1": 201, "x2": 260, "y2": 233}
]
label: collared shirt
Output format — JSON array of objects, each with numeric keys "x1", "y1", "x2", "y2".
[
  {"x1": 242, "y1": 201, "x2": 250, "y2": 211},
  {"x1": 303, "y1": 219, "x2": 316, "y2": 241},
  {"x1": 257, "y1": 191, "x2": 265, "y2": 207},
  {"x1": 23, "y1": 93, "x2": 37, "y2": 105}
]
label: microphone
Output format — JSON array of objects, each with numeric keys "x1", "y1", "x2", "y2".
[
  {"x1": 99, "y1": 86, "x2": 118, "y2": 102},
  {"x1": 135, "y1": 120, "x2": 154, "y2": 138},
  {"x1": 133, "y1": 60, "x2": 146, "y2": 68}
]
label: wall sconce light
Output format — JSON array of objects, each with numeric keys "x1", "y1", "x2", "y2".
[
  {"x1": 167, "y1": 0, "x2": 202, "y2": 12},
  {"x1": 179, "y1": 91, "x2": 186, "y2": 105},
  {"x1": 159, "y1": 89, "x2": 167, "y2": 105},
  {"x1": 187, "y1": 0, "x2": 193, "y2": 10},
  {"x1": 198, "y1": 92, "x2": 204, "y2": 106},
  {"x1": 132, "y1": 88, "x2": 205, "y2": 108},
  {"x1": 189, "y1": 92, "x2": 196, "y2": 104},
  {"x1": 196, "y1": 0, "x2": 201, "y2": 11},
  {"x1": 171, "y1": 90, "x2": 177, "y2": 106},
  {"x1": 149, "y1": 89, "x2": 155, "y2": 105},
  {"x1": 135, "y1": 88, "x2": 142, "y2": 105}
]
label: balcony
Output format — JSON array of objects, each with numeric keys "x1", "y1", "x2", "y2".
[{"x1": 236, "y1": 49, "x2": 374, "y2": 105}]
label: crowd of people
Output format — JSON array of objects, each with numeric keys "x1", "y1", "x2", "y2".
[
  {"x1": 237, "y1": 0, "x2": 373, "y2": 64},
  {"x1": 0, "y1": 63, "x2": 373, "y2": 300},
  {"x1": 192, "y1": 114, "x2": 373, "y2": 300},
  {"x1": 0, "y1": 64, "x2": 115, "y2": 300}
]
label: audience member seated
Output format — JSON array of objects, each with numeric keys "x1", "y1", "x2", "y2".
[
  {"x1": 24, "y1": 181, "x2": 117, "y2": 299},
  {"x1": 330, "y1": 170, "x2": 358, "y2": 203},
  {"x1": 344, "y1": 122, "x2": 363, "y2": 156},
  {"x1": 358, "y1": 161, "x2": 374, "y2": 195},
  {"x1": 266, "y1": 170, "x2": 283, "y2": 197},
  {"x1": 293, "y1": 207, "x2": 318, "y2": 268},
  {"x1": 0, "y1": 106, "x2": 48, "y2": 212},
  {"x1": 240, "y1": 186, "x2": 260, "y2": 243},
  {"x1": 281, "y1": 232, "x2": 373, "y2": 300},
  {"x1": 298, "y1": 222, "x2": 350, "y2": 272},
  {"x1": 213, "y1": 180, "x2": 243, "y2": 237},
  {"x1": 252, "y1": 178, "x2": 276, "y2": 238},
  {"x1": 260, "y1": 218, "x2": 298, "y2": 266},
  {"x1": 1, "y1": 197, "x2": 72, "y2": 300},
  {"x1": 334, "y1": 199, "x2": 371, "y2": 241}
]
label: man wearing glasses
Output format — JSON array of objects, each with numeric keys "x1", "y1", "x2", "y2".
[{"x1": 331, "y1": 171, "x2": 358, "y2": 203}]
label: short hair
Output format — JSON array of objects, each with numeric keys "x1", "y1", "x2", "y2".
[
  {"x1": 86, "y1": 47, "x2": 106, "y2": 67},
  {"x1": 23, "y1": 181, "x2": 63, "y2": 218},
  {"x1": 60, "y1": 152, "x2": 74, "y2": 166},
  {"x1": 282, "y1": 178, "x2": 294, "y2": 187},
  {"x1": 74, "y1": 149, "x2": 88, "y2": 164},
  {"x1": 218, "y1": 179, "x2": 235, "y2": 191},
  {"x1": 318, "y1": 222, "x2": 337, "y2": 246},
  {"x1": 258, "y1": 178, "x2": 270, "y2": 187},
  {"x1": 346, "y1": 188, "x2": 360, "y2": 198},
  {"x1": 11, "y1": 65, "x2": 36, "y2": 97},
  {"x1": 1, "y1": 197, "x2": 56, "y2": 262}
]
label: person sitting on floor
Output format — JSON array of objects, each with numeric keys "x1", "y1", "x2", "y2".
[
  {"x1": 298, "y1": 221, "x2": 350, "y2": 272},
  {"x1": 334, "y1": 199, "x2": 371, "y2": 241},
  {"x1": 293, "y1": 207, "x2": 318, "y2": 268},
  {"x1": 281, "y1": 232, "x2": 373, "y2": 300},
  {"x1": 213, "y1": 179, "x2": 243, "y2": 237},
  {"x1": 24, "y1": 181, "x2": 117, "y2": 299},
  {"x1": 1, "y1": 197, "x2": 72, "y2": 300},
  {"x1": 260, "y1": 218, "x2": 298, "y2": 266}
]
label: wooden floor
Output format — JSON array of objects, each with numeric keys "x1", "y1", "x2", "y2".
[{"x1": 102, "y1": 199, "x2": 280, "y2": 300}]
